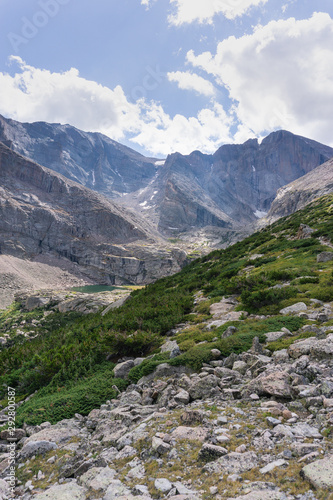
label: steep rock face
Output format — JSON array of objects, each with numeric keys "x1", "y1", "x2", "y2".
[
  {"x1": 122, "y1": 131, "x2": 333, "y2": 234},
  {"x1": 0, "y1": 114, "x2": 158, "y2": 198},
  {"x1": 0, "y1": 142, "x2": 186, "y2": 284},
  {"x1": 263, "y1": 158, "x2": 333, "y2": 224}
]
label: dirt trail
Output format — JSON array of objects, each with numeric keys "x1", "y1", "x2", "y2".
[{"x1": 0, "y1": 255, "x2": 91, "y2": 310}]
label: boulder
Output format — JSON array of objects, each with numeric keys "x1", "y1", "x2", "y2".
[
  {"x1": 160, "y1": 340, "x2": 180, "y2": 358},
  {"x1": 265, "y1": 331, "x2": 287, "y2": 343},
  {"x1": 288, "y1": 337, "x2": 317, "y2": 358},
  {"x1": 310, "y1": 334, "x2": 333, "y2": 359},
  {"x1": 1, "y1": 428, "x2": 26, "y2": 441},
  {"x1": 279, "y1": 302, "x2": 307, "y2": 314},
  {"x1": 33, "y1": 481, "x2": 87, "y2": 499},
  {"x1": 174, "y1": 389, "x2": 190, "y2": 405},
  {"x1": 171, "y1": 426, "x2": 208, "y2": 442},
  {"x1": 301, "y1": 454, "x2": 333, "y2": 489},
  {"x1": 203, "y1": 451, "x2": 258, "y2": 474},
  {"x1": 103, "y1": 480, "x2": 132, "y2": 499},
  {"x1": 317, "y1": 252, "x2": 333, "y2": 263},
  {"x1": 20, "y1": 440, "x2": 58, "y2": 459},
  {"x1": 79, "y1": 466, "x2": 116, "y2": 491},
  {"x1": 189, "y1": 374, "x2": 220, "y2": 400},
  {"x1": 154, "y1": 478, "x2": 173, "y2": 494},
  {"x1": 23, "y1": 421, "x2": 80, "y2": 445},
  {"x1": 198, "y1": 443, "x2": 228, "y2": 461},
  {"x1": 244, "y1": 370, "x2": 294, "y2": 398},
  {"x1": 113, "y1": 360, "x2": 135, "y2": 379}
]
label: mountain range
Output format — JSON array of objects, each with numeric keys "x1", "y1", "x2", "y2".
[{"x1": 0, "y1": 113, "x2": 333, "y2": 287}]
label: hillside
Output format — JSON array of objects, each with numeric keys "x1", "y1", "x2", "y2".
[{"x1": 0, "y1": 194, "x2": 333, "y2": 498}]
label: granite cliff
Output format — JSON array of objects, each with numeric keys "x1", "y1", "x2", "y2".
[
  {"x1": 0, "y1": 114, "x2": 158, "y2": 198},
  {"x1": 262, "y1": 157, "x2": 333, "y2": 224},
  {"x1": 0, "y1": 142, "x2": 187, "y2": 285},
  {"x1": 121, "y1": 130, "x2": 333, "y2": 235}
]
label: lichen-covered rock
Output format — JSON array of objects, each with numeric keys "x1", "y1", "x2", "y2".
[
  {"x1": 20, "y1": 440, "x2": 58, "y2": 459},
  {"x1": 244, "y1": 370, "x2": 294, "y2": 398},
  {"x1": 203, "y1": 451, "x2": 258, "y2": 474},
  {"x1": 301, "y1": 454, "x2": 333, "y2": 489},
  {"x1": 32, "y1": 481, "x2": 87, "y2": 499}
]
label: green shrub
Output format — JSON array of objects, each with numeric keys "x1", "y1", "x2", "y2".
[
  {"x1": 15, "y1": 370, "x2": 127, "y2": 426},
  {"x1": 240, "y1": 286, "x2": 298, "y2": 313}
]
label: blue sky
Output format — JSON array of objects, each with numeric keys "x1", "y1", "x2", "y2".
[{"x1": 0, "y1": 0, "x2": 332, "y2": 157}]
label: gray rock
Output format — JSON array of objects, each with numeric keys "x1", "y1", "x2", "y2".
[
  {"x1": 259, "y1": 459, "x2": 287, "y2": 474},
  {"x1": 244, "y1": 370, "x2": 294, "y2": 398},
  {"x1": 291, "y1": 423, "x2": 323, "y2": 439},
  {"x1": 103, "y1": 480, "x2": 132, "y2": 499},
  {"x1": 310, "y1": 333, "x2": 333, "y2": 359},
  {"x1": 113, "y1": 360, "x2": 135, "y2": 379},
  {"x1": 151, "y1": 437, "x2": 171, "y2": 455},
  {"x1": 266, "y1": 417, "x2": 281, "y2": 427},
  {"x1": 198, "y1": 443, "x2": 228, "y2": 461},
  {"x1": 174, "y1": 389, "x2": 190, "y2": 405},
  {"x1": 265, "y1": 331, "x2": 287, "y2": 342},
  {"x1": 317, "y1": 252, "x2": 333, "y2": 263},
  {"x1": 292, "y1": 443, "x2": 322, "y2": 457},
  {"x1": 20, "y1": 440, "x2": 58, "y2": 459},
  {"x1": 79, "y1": 466, "x2": 116, "y2": 491},
  {"x1": 288, "y1": 337, "x2": 318, "y2": 358},
  {"x1": 232, "y1": 360, "x2": 247, "y2": 375},
  {"x1": 160, "y1": 340, "x2": 180, "y2": 358},
  {"x1": 222, "y1": 326, "x2": 238, "y2": 338},
  {"x1": 301, "y1": 454, "x2": 333, "y2": 489},
  {"x1": 1, "y1": 428, "x2": 26, "y2": 441},
  {"x1": 154, "y1": 477, "x2": 173, "y2": 493},
  {"x1": 203, "y1": 451, "x2": 258, "y2": 474},
  {"x1": 33, "y1": 481, "x2": 87, "y2": 499},
  {"x1": 189, "y1": 374, "x2": 220, "y2": 400},
  {"x1": 280, "y1": 302, "x2": 307, "y2": 314},
  {"x1": 171, "y1": 426, "x2": 208, "y2": 442}
]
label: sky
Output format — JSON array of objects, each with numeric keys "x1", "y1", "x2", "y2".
[{"x1": 0, "y1": 0, "x2": 332, "y2": 157}]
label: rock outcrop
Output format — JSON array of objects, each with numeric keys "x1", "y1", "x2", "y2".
[{"x1": 262, "y1": 157, "x2": 333, "y2": 224}]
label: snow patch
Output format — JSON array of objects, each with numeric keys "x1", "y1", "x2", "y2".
[
  {"x1": 155, "y1": 160, "x2": 165, "y2": 166},
  {"x1": 92, "y1": 170, "x2": 95, "y2": 186},
  {"x1": 139, "y1": 201, "x2": 147, "y2": 207},
  {"x1": 252, "y1": 165, "x2": 256, "y2": 172},
  {"x1": 254, "y1": 210, "x2": 267, "y2": 219}
]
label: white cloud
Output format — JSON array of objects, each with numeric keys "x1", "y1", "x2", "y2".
[
  {"x1": 187, "y1": 12, "x2": 333, "y2": 146},
  {"x1": 133, "y1": 101, "x2": 234, "y2": 155},
  {"x1": 1, "y1": 56, "x2": 141, "y2": 142},
  {"x1": 168, "y1": 0, "x2": 268, "y2": 25},
  {"x1": 141, "y1": 0, "x2": 156, "y2": 7},
  {"x1": 0, "y1": 57, "x2": 233, "y2": 156},
  {"x1": 167, "y1": 71, "x2": 216, "y2": 96}
]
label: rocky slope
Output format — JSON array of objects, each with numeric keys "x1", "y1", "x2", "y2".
[
  {"x1": 1, "y1": 293, "x2": 333, "y2": 499},
  {"x1": 121, "y1": 131, "x2": 333, "y2": 235},
  {"x1": 0, "y1": 142, "x2": 187, "y2": 286},
  {"x1": 0, "y1": 114, "x2": 158, "y2": 198},
  {"x1": 262, "y1": 158, "x2": 333, "y2": 224},
  {"x1": 1, "y1": 194, "x2": 333, "y2": 499}
]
